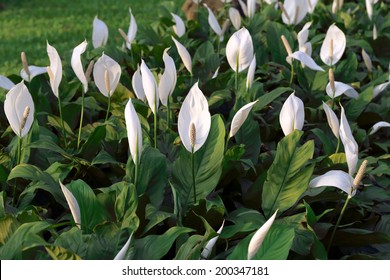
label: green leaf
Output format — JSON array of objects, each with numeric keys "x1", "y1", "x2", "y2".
[
  {"x1": 66, "y1": 180, "x2": 106, "y2": 233},
  {"x1": 228, "y1": 224, "x2": 295, "y2": 260},
  {"x1": 79, "y1": 125, "x2": 106, "y2": 160},
  {"x1": 172, "y1": 115, "x2": 225, "y2": 212},
  {"x1": 134, "y1": 226, "x2": 194, "y2": 260},
  {"x1": 262, "y1": 130, "x2": 315, "y2": 218},
  {"x1": 91, "y1": 150, "x2": 119, "y2": 165},
  {"x1": 0, "y1": 215, "x2": 19, "y2": 245},
  {"x1": 256, "y1": 87, "x2": 291, "y2": 110},
  {"x1": 114, "y1": 183, "x2": 139, "y2": 230},
  {"x1": 0, "y1": 221, "x2": 51, "y2": 259},
  {"x1": 142, "y1": 204, "x2": 172, "y2": 235},
  {"x1": 45, "y1": 246, "x2": 81, "y2": 260},
  {"x1": 55, "y1": 227, "x2": 87, "y2": 259}
]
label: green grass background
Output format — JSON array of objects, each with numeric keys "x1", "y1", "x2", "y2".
[{"x1": 0, "y1": 0, "x2": 184, "y2": 76}]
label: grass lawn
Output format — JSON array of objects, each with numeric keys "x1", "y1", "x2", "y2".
[{"x1": 0, "y1": 0, "x2": 184, "y2": 76}]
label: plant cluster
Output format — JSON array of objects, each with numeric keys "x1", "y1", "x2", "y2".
[{"x1": 0, "y1": 0, "x2": 389, "y2": 260}]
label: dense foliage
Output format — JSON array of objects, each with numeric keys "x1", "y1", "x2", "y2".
[{"x1": 0, "y1": 0, "x2": 389, "y2": 260}]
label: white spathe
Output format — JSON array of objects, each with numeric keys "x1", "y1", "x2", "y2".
[
  {"x1": 140, "y1": 60, "x2": 159, "y2": 115},
  {"x1": 71, "y1": 40, "x2": 89, "y2": 93},
  {"x1": 114, "y1": 233, "x2": 133, "y2": 260},
  {"x1": 172, "y1": 37, "x2": 193, "y2": 75},
  {"x1": 229, "y1": 100, "x2": 258, "y2": 138},
  {"x1": 326, "y1": 81, "x2": 359, "y2": 99},
  {"x1": 369, "y1": 121, "x2": 390, "y2": 135},
  {"x1": 178, "y1": 82, "x2": 211, "y2": 153},
  {"x1": 124, "y1": 99, "x2": 143, "y2": 165},
  {"x1": 0, "y1": 75, "x2": 15, "y2": 91},
  {"x1": 281, "y1": 0, "x2": 308, "y2": 25},
  {"x1": 4, "y1": 81, "x2": 35, "y2": 138},
  {"x1": 246, "y1": 55, "x2": 256, "y2": 90},
  {"x1": 229, "y1": 7, "x2": 241, "y2": 30},
  {"x1": 47, "y1": 42, "x2": 62, "y2": 98},
  {"x1": 279, "y1": 92, "x2": 304, "y2": 136},
  {"x1": 59, "y1": 181, "x2": 81, "y2": 228},
  {"x1": 340, "y1": 105, "x2": 358, "y2": 176},
  {"x1": 204, "y1": 4, "x2": 223, "y2": 38},
  {"x1": 320, "y1": 24, "x2": 346, "y2": 66},
  {"x1": 93, "y1": 53, "x2": 121, "y2": 97},
  {"x1": 201, "y1": 220, "x2": 225, "y2": 259},
  {"x1": 20, "y1": 66, "x2": 47, "y2": 82},
  {"x1": 322, "y1": 101, "x2": 340, "y2": 139},
  {"x1": 92, "y1": 16, "x2": 108, "y2": 49},
  {"x1": 171, "y1": 13, "x2": 185, "y2": 38},
  {"x1": 226, "y1": 27, "x2": 254, "y2": 73},
  {"x1": 159, "y1": 48, "x2": 177, "y2": 107},
  {"x1": 309, "y1": 170, "x2": 355, "y2": 197}
]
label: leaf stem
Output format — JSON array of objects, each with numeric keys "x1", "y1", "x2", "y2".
[
  {"x1": 77, "y1": 87, "x2": 85, "y2": 150},
  {"x1": 167, "y1": 97, "x2": 171, "y2": 130},
  {"x1": 154, "y1": 105, "x2": 157, "y2": 149},
  {"x1": 335, "y1": 137, "x2": 340, "y2": 154},
  {"x1": 17, "y1": 136, "x2": 22, "y2": 166},
  {"x1": 134, "y1": 138, "x2": 139, "y2": 187},
  {"x1": 191, "y1": 147, "x2": 196, "y2": 204},
  {"x1": 327, "y1": 195, "x2": 351, "y2": 254},
  {"x1": 289, "y1": 61, "x2": 295, "y2": 87},
  {"x1": 105, "y1": 93, "x2": 111, "y2": 123},
  {"x1": 58, "y1": 94, "x2": 67, "y2": 148}
]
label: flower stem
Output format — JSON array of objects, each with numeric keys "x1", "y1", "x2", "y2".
[
  {"x1": 167, "y1": 97, "x2": 171, "y2": 130},
  {"x1": 154, "y1": 108, "x2": 157, "y2": 149},
  {"x1": 191, "y1": 147, "x2": 196, "y2": 204},
  {"x1": 289, "y1": 62, "x2": 295, "y2": 87},
  {"x1": 58, "y1": 95, "x2": 67, "y2": 148},
  {"x1": 77, "y1": 88, "x2": 85, "y2": 150},
  {"x1": 327, "y1": 195, "x2": 351, "y2": 253},
  {"x1": 134, "y1": 140, "x2": 139, "y2": 187},
  {"x1": 105, "y1": 93, "x2": 111, "y2": 123},
  {"x1": 17, "y1": 136, "x2": 22, "y2": 166},
  {"x1": 335, "y1": 137, "x2": 340, "y2": 154}
]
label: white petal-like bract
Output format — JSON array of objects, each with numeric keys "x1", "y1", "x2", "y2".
[
  {"x1": 132, "y1": 65, "x2": 146, "y2": 102},
  {"x1": 171, "y1": 13, "x2": 185, "y2": 38},
  {"x1": 326, "y1": 81, "x2": 359, "y2": 99},
  {"x1": 114, "y1": 233, "x2": 133, "y2": 260},
  {"x1": 230, "y1": 100, "x2": 258, "y2": 138},
  {"x1": 93, "y1": 54, "x2": 121, "y2": 97},
  {"x1": 59, "y1": 181, "x2": 81, "y2": 228},
  {"x1": 281, "y1": 0, "x2": 308, "y2": 25},
  {"x1": 246, "y1": 55, "x2": 256, "y2": 90},
  {"x1": 140, "y1": 60, "x2": 159, "y2": 114},
  {"x1": 290, "y1": 51, "x2": 324, "y2": 72},
  {"x1": 127, "y1": 9, "x2": 137, "y2": 49},
  {"x1": 229, "y1": 7, "x2": 241, "y2": 30},
  {"x1": 369, "y1": 121, "x2": 390, "y2": 135},
  {"x1": 340, "y1": 105, "x2": 358, "y2": 176},
  {"x1": 0, "y1": 75, "x2": 15, "y2": 90},
  {"x1": 172, "y1": 37, "x2": 192, "y2": 75},
  {"x1": 226, "y1": 27, "x2": 254, "y2": 73},
  {"x1": 159, "y1": 48, "x2": 177, "y2": 107},
  {"x1": 322, "y1": 101, "x2": 340, "y2": 139},
  {"x1": 20, "y1": 66, "x2": 47, "y2": 82},
  {"x1": 279, "y1": 92, "x2": 304, "y2": 136},
  {"x1": 205, "y1": 4, "x2": 222, "y2": 37},
  {"x1": 320, "y1": 24, "x2": 346, "y2": 66},
  {"x1": 309, "y1": 170, "x2": 355, "y2": 197},
  {"x1": 71, "y1": 40, "x2": 88, "y2": 93},
  {"x1": 125, "y1": 99, "x2": 143, "y2": 165},
  {"x1": 47, "y1": 42, "x2": 62, "y2": 98},
  {"x1": 92, "y1": 16, "x2": 109, "y2": 49},
  {"x1": 201, "y1": 220, "x2": 225, "y2": 259}
]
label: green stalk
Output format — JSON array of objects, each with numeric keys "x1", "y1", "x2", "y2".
[
  {"x1": 167, "y1": 97, "x2": 171, "y2": 130},
  {"x1": 235, "y1": 57, "x2": 239, "y2": 94},
  {"x1": 77, "y1": 87, "x2": 85, "y2": 150},
  {"x1": 105, "y1": 93, "x2": 111, "y2": 123},
  {"x1": 327, "y1": 195, "x2": 351, "y2": 253},
  {"x1": 335, "y1": 137, "x2": 340, "y2": 154},
  {"x1": 190, "y1": 73, "x2": 193, "y2": 87},
  {"x1": 154, "y1": 104, "x2": 157, "y2": 149},
  {"x1": 134, "y1": 138, "x2": 139, "y2": 187},
  {"x1": 191, "y1": 146, "x2": 196, "y2": 204},
  {"x1": 217, "y1": 36, "x2": 221, "y2": 55},
  {"x1": 17, "y1": 136, "x2": 22, "y2": 166},
  {"x1": 289, "y1": 61, "x2": 295, "y2": 87},
  {"x1": 57, "y1": 95, "x2": 67, "y2": 148}
]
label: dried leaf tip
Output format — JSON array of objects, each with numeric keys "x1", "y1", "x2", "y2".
[
  {"x1": 353, "y1": 160, "x2": 368, "y2": 189},
  {"x1": 329, "y1": 68, "x2": 335, "y2": 94},
  {"x1": 85, "y1": 60, "x2": 95, "y2": 82},
  {"x1": 190, "y1": 122, "x2": 196, "y2": 148},
  {"x1": 281, "y1": 35, "x2": 293, "y2": 57},
  {"x1": 21, "y1": 52, "x2": 30, "y2": 76},
  {"x1": 20, "y1": 106, "x2": 30, "y2": 131}
]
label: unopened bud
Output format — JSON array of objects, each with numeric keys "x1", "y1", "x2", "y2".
[
  {"x1": 353, "y1": 160, "x2": 368, "y2": 190},
  {"x1": 329, "y1": 68, "x2": 335, "y2": 95},
  {"x1": 20, "y1": 106, "x2": 30, "y2": 131},
  {"x1": 85, "y1": 60, "x2": 94, "y2": 82},
  {"x1": 104, "y1": 70, "x2": 111, "y2": 93},
  {"x1": 21, "y1": 52, "x2": 30, "y2": 76},
  {"x1": 190, "y1": 123, "x2": 196, "y2": 148},
  {"x1": 362, "y1": 49, "x2": 372, "y2": 73},
  {"x1": 281, "y1": 35, "x2": 293, "y2": 57}
]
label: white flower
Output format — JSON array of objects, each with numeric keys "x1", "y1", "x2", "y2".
[
  {"x1": 47, "y1": 42, "x2": 62, "y2": 98},
  {"x1": 373, "y1": 78, "x2": 390, "y2": 98},
  {"x1": 281, "y1": 0, "x2": 308, "y2": 25},
  {"x1": 229, "y1": 7, "x2": 241, "y2": 30},
  {"x1": 59, "y1": 181, "x2": 81, "y2": 228},
  {"x1": 71, "y1": 40, "x2": 89, "y2": 93},
  {"x1": 132, "y1": 65, "x2": 146, "y2": 102},
  {"x1": 114, "y1": 233, "x2": 133, "y2": 260},
  {"x1": 159, "y1": 48, "x2": 177, "y2": 107},
  {"x1": 93, "y1": 54, "x2": 121, "y2": 97},
  {"x1": 178, "y1": 82, "x2": 211, "y2": 153},
  {"x1": 247, "y1": 210, "x2": 278, "y2": 260},
  {"x1": 322, "y1": 101, "x2": 339, "y2": 139},
  {"x1": 0, "y1": 75, "x2": 15, "y2": 91},
  {"x1": 92, "y1": 16, "x2": 108, "y2": 49},
  {"x1": 369, "y1": 121, "x2": 390, "y2": 135},
  {"x1": 310, "y1": 170, "x2": 355, "y2": 197},
  {"x1": 279, "y1": 92, "x2": 304, "y2": 136},
  {"x1": 297, "y1": 22, "x2": 312, "y2": 56},
  {"x1": 361, "y1": 49, "x2": 372, "y2": 73},
  {"x1": 20, "y1": 52, "x2": 47, "y2": 82},
  {"x1": 229, "y1": 100, "x2": 258, "y2": 138},
  {"x1": 4, "y1": 81, "x2": 35, "y2": 138},
  {"x1": 320, "y1": 24, "x2": 346, "y2": 66},
  {"x1": 201, "y1": 220, "x2": 225, "y2": 259},
  {"x1": 124, "y1": 99, "x2": 143, "y2": 165},
  {"x1": 172, "y1": 37, "x2": 192, "y2": 75},
  {"x1": 171, "y1": 13, "x2": 185, "y2": 38},
  {"x1": 246, "y1": 56, "x2": 256, "y2": 90},
  {"x1": 326, "y1": 81, "x2": 359, "y2": 99},
  {"x1": 140, "y1": 60, "x2": 159, "y2": 114},
  {"x1": 247, "y1": 0, "x2": 256, "y2": 19},
  {"x1": 204, "y1": 4, "x2": 222, "y2": 39},
  {"x1": 226, "y1": 27, "x2": 254, "y2": 73},
  {"x1": 307, "y1": 0, "x2": 319, "y2": 14},
  {"x1": 340, "y1": 105, "x2": 358, "y2": 176}
]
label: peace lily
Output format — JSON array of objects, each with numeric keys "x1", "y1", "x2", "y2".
[
  {"x1": 340, "y1": 105, "x2": 358, "y2": 176},
  {"x1": 92, "y1": 16, "x2": 108, "y2": 49},
  {"x1": 140, "y1": 60, "x2": 159, "y2": 148},
  {"x1": 247, "y1": 0, "x2": 256, "y2": 19},
  {"x1": 373, "y1": 76, "x2": 390, "y2": 98},
  {"x1": 178, "y1": 82, "x2": 211, "y2": 203},
  {"x1": 369, "y1": 121, "x2": 390, "y2": 135},
  {"x1": 297, "y1": 22, "x2": 313, "y2": 58},
  {"x1": 204, "y1": 4, "x2": 223, "y2": 41},
  {"x1": 279, "y1": 92, "x2": 304, "y2": 136},
  {"x1": 159, "y1": 49, "x2": 177, "y2": 127},
  {"x1": 373, "y1": 24, "x2": 378, "y2": 40},
  {"x1": 238, "y1": 0, "x2": 248, "y2": 17},
  {"x1": 59, "y1": 181, "x2": 81, "y2": 228},
  {"x1": 0, "y1": 74, "x2": 15, "y2": 90},
  {"x1": 171, "y1": 13, "x2": 185, "y2": 38},
  {"x1": 280, "y1": 0, "x2": 308, "y2": 26},
  {"x1": 119, "y1": 9, "x2": 137, "y2": 50},
  {"x1": 93, "y1": 53, "x2": 121, "y2": 121},
  {"x1": 201, "y1": 220, "x2": 225, "y2": 259},
  {"x1": 247, "y1": 210, "x2": 278, "y2": 260},
  {"x1": 362, "y1": 49, "x2": 372, "y2": 74},
  {"x1": 4, "y1": 81, "x2": 34, "y2": 139},
  {"x1": 229, "y1": 7, "x2": 241, "y2": 30},
  {"x1": 132, "y1": 65, "x2": 146, "y2": 102},
  {"x1": 365, "y1": 0, "x2": 379, "y2": 20},
  {"x1": 320, "y1": 24, "x2": 346, "y2": 66},
  {"x1": 172, "y1": 37, "x2": 193, "y2": 76},
  {"x1": 325, "y1": 71, "x2": 359, "y2": 100},
  {"x1": 212, "y1": 66, "x2": 220, "y2": 79},
  {"x1": 332, "y1": 0, "x2": 344, "y2": 14},
  {"x1": 20, "y1": 52, "x2": 47, "y2": 82},
  {"x1": 246, "y1": 56, "x2": 256, "y2": 91},
  {"x1": 226, "y1": 27, "x2": 254, "y2": 73},
  {"x1": 124, "y1": 99, "x2": 142, "y2": 185},
  {"x1": 229, "y1": 100, "x2": 258, "y2": 139},
  {"x1": 47, "y1": 42, "x2": 67, "y2": 147},
  {"x1": 322, "y1": 101, "x2": 339, "y2": 140},
  {"x1": 114, "y1": 233, "x2": 133, "y2": 260},
  {"x1": 71, "y1": 40, "x2": 89, "y2": 149}
]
